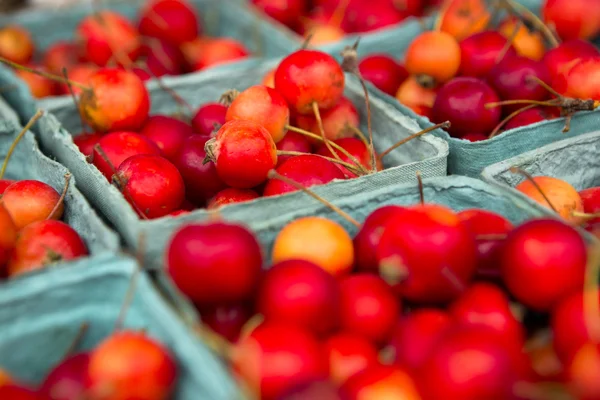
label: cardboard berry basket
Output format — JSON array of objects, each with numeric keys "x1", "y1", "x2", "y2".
[
  {"x1": 481, "y1": 129, "x2": 600, "y2": 218},
  {"x1": 0, "y1": 115, "x2": 119, "y2": 270},
  {"x1": 0, "y1": 255, "x2": 241, "y2": 399},
  {"x1": 24, "y1": 57, "x2": 448, "y2": 269}
]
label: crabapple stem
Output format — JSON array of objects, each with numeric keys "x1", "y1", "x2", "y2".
[
  {"x1": 219, "y1": 89, "x2": 240, "y2": 106},
  {"x1": 47, "y1": 173, "x2": 71, "y2": 220},
  {"x1": 416, "y1": 170, "x2": 424, "y2": 205},
  {"x1": 62, "y1": 68, "x2": 88, "y2": 133},
  {"x1": 501, "y1": 0, "x2": 560, "y2": 47},
  {"x1": 496, "y1": 19, "x2": 522, "y2": 64},
  {"x1": 93, "y1": 144, "x2": 149, "y2": 220},
  {"x1": 328, "y1": 0, "x2": 351, "y2": 28},
  {"x1": 276, "y1": 150, "x2": 365, "y2": 176},
  {"x1": 284, "y1": 125, "x2": 370, "y2": 174},
  {"x1": 509, "y1": 166, "x2": 559, "y2": 213},
  {"x1": 312, "y1": 101, "x2": 347, "y2": 166},
  {"x1": 300, "y1": 32, "x2": 314, "y2": 49},
  {"x1": 485, "y1": 99, "x2": 557, "y2": 109},
  {"x1": 63, "y1": 322, "x2": 89, "y2": 358},
  {"x1": 0, "y1": 109, "x2": 44, "y2": 180},
  {"x1": 267, "y1": 169, "x2": 361, "y2": 228},
  {"x1": 572, "y1": 211, "x2": 600, "y2": 220},
  {"x1": 114, "y1": 233, "x2": 146, "y2": 332},
  {"x1": 378, "y1": 121, "x2": 450, "y2": 160},
  {"x1": 348, "y1": 124, "x2": 369, "y2": 146},
  {"x1": 489, "y1": 103, "x2": 538, "y2": 138},
  {"x1": 379, "y1": 257, "x2": 409, "y2": 285},
  {"x1": 0, "y1": 57, "x2": 90, "y2": 92},
  {"x1": 583, "y1": 244, "x2": 600, "y2": 343},
  {"x1": 526, "y1": 75, "x2": 561, "y2": 98}
]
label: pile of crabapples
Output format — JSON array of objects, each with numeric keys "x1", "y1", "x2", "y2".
[
  {"x1": 165, "y1": 176, "x2": 599, "y2": 399},
  {"x1": 0, "y1": 0, "x2": 249, "y2": 98},
  {"x1": 250, "y1": 0, "x2": 430, "y2": 45},
  {"x1": 358, "y1": 0, "x2": 600, "y2": 141}
]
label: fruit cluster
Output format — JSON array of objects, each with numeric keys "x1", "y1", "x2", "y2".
[
  {"x1": 357, "y1": 0, "x2": 600, "y2": 141},
  {"x1": 0, "y1": 0, "x2": 249, "y2": 99},
  {"x1": 165, "y1": 177, "x2": 598, "y2": 399},
  {"x1": 250, "y1": 0, "x2": 433, "y2": 45}
]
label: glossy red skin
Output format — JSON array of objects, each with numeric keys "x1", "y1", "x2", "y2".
[
  {"x1": 199, "y1": 303, "x2": 252, "y2": 343},
  {"x1": 542, "y1": 0, "x2": 600, "y2": 41},
  {"x1": 138, "y1": 0, "x2": 200, "y2": 45},
  {"x1": 501, "y1": 218, "x2": 587, "y2": 311},
  {"x1": 57, "y1": 63, "x2": 97, "y2": 95},
  {"x1": 274, "y1": 49, "x2": 345, "y2": 114},
  {"x1": 488, "y1": 55, "x2": 552, "y2": 114},
  {"x1": 86, "y1": 331, "x2": 177, "y2": 400},
  {"x1": 0, "y1": 385, "x2": 47, "y2": 399},
  {"x1": 191, "y1": 38, "x2": 249, "y2": 70},
  {"x1": 353, "y1": 205, "x2": 406, "y2": 272},
  {"x1": 358, "y1": 54, "x2": 408, "y2": 96},
  {"x1": 257, "y1": 259, "x2": 340, "y2": 336},
  {"x1": 416, "y1": 326, "x2": 532, "y2": 400},
  {"x1": 92, "y1": 131, "x2": 161, "y2": 180},
  {"x1": 2, "y1": 180, "x2": 63, "y2": 230},
  {"x1": 580, "y1": 186, "x2": 600, "y2": 227},
  {"x1": 0, "y1": 203, "x2": 17, "y2": 269},
  {"x1": 226, "y1": 85, "x2": 290, "y2": 143},
  {"x1": 503, "y1": 107, "x2": 552, "y2": 131},
  {"x1": 191, "y1": 102, "x2": 227, "y2": 136},
  {"x1": 76, "y1": 11, "x2": 141, "y2": 67},
  {"x1": 552, "y1": 290, "x2": 600, "y2": 363},
  {"x1": 542, "y1": 39, "x2": 600, "y2": 83},
  {"x1": 263, "y1": 154, "x2": 345, "y2": 197},
  {"x1": 79, "y1": 68, "x2": 150, "y2": 133},
  {"x1": 339, "y1": 274, "x2": 400, "y2": 345},
  {"x1": 340, "y1": 364, "x2": 421, "y2": 400},
  {"x1": 348, "y1": 2, "x2": 406, "y2": 33},
  {"x1": 462, "y1": 132, "x2": 488, "y2": 142},
  {"x1": 173, "y1": 135, "x2": 227, "y2": 206},
  {"x1": 232, "y1": 323, "x2": 328, "y2": 400},
  {"x1": 566, "y1": 342, "x2": 600, "y2": 400},
  {"x1": 316, "y1": 137, "x2": 370, "y2": 178},
  {"x1": 251, "y1": 0, "x2": 307, "y2": 27},
  {"x1": 0, "y1": 179, "x2": 15, "y2": 194},
  {"x1": 295, "y1": 97, "x2": 360, "y2": 143},
  {"x1": 324, "y1": 333, "x2": 379, "y2": 384},
  {"x1": 210, "y1": 120, "x2": 277, "y2": 188},
  {"x1": 8, "y1": 220, "x2": 88, "y2": 277},
  {"x1": 459, "y1": 31, "x2": 517, "y2": 78},
  {"x1": 39, "y1": 353, "x2": 90, "y2": 400},
  {"x1": 276, "y1": 131, "x2": 312, "y2": 166},
  {"x1": 207, "y1": 188, "x2": 260, "y2": 209},
  {"x1": 139, "y1": 115, "x2": 194, "y2": 161},
  {"x1": 167, "y1": 222, "x2": 262, "y2": 306},
  {"x1": 388, "y1": 309, "x2": 452, "y2": 370},
  {"x1": 43, "y1": 41, "x2": 82, "y2": 74},
  {"x1": 115, "y1": 154, "x2": 185, "y2": 218},
  {"x1": 555, "y1": 57, "x2": 600, "y2": 100},
  {"x1": 432, "y1": 77, "x2": 501, "y2": 138},
  {"x1": 73, "y1": 132, "x2": 103, "y2": 157},
  {"x1": 376, "y1": 204, "x2": 478, "y2": 304},
  {"x1": 449, "y1": 283, "x2": 525, "y2": 349},
  {"x1": 457, "y1": 208, "x2": 513, "y2": 279},
  {"x1": 144, "y1": 39, "x2": 186, "y2": 77}
]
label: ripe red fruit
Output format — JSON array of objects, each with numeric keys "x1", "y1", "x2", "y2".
[
  {"x1": 388, "y1": 309, "x2": 452, "y2": 370},
  {"x1": 138, "y1": 0, "x2": 199, "y2": 45},
  {"x1": 0, "y1": 25, "x2": 34, "y2": 64},
  {"x1": 0, "y1": 204, "x2": 17, "y2": 268},
  {"x1": 542, "y1": 39, "x2": 600, "y2": 83},
  {"x1": 0, "y1": 179, "x2": 15, "y2": 194},
  {"x1": 167, "y1": 222, "x2": 262, "y2": 306},
  {"x1": 143, "y1": 39, "x2": 186, "y2": 77},
  {"x1": 316, "y1": 137, "x2": 371, "y2": 178},
  {"x1": 340, "y1": 364, "x2": 421, "y2": 400},
  {"x1": 501, "y1": 218, "x2": 587, "y2": 311},
  {"x1": 79, "y1": 68, "x2": 150, "y2": 133},
  {"x1": 257, "y1": 259, "x2": 340, "y2": 336},
  {"x1": 274, "y1": 49, "x2": 345, "y2": 114},
  {"x1": 358, "y1": 54, "x2": 408, "y2": 96},
  {"x1": 459, "y1": 31, "x2": 517, "y2": 78},
  {"x1": 39, "y1": 352, "x2": 90, "y2": 400},
  {"x1": 226, "y1": 85, "x2": 290, "y2": 143},
  {"x1": 295, "y1": 97, "x2": 360, "y2": 142},
  {"x1": 462, "y1": 132, "x2": 488, "y2": 142},
  {"x1": 339, "y1": 274, "x2": 400, "y2": 345},
  {"x1": 580, "y1": 187, "x2": 600, "y2": 227},
  {"x1": 15, "y1": 65, "x2": 57, "y2": 99},
  {"x1": 76, "y1": 11, "x2": 141, "y2": 67},
  {"x1": 43, "y1": 41, "x2": 81, "y2": 74},
  {"x1": 276, "y1": 379, "x2": 342, "y2": 400},
  {"x1": 542, "y1": 0, "x2": 600, "y2": 41},
  {"x1": 191, "y1": 102, "x2": 227, "y2": 136},
  {"x1": 432, "y1": 77, "x2": 501, "y2": 138},
  {"x1": 552, "y1": 290, "x2": 600, "y2": 363},
  {"x1": 139, "y1": 115, "x2": 194, "y2": 161},
  {"x1": 207, "y1": 188, "x2": 260, "y2": 209},
  {"x1": 232, "y1": 323, "x2": 328, "y2": 400},
  {"x1": 555, "y1": 57, "x2": 600, "y2": 100},
  {"x1": 251, "y1": 0, "x2": 307, "y2": 27},
  {"x1": 353, "y1": 205, "x2": 406, "y2": 272},
  {"x1": 87, "y1": 331, "x2": 177, "y2": 400},
  {"x1": 0, "y1": 385, "x2": 46, "y2": 399},
  {"x1": 114, "y1": 154, "x2": 185, "y2": 218},
  {"x1": 263, "y1": 154, "x2": 346, "y2": 197},
  {"x1": 8, "y1": 220, "x2": 88, "y2": 276},
  {"x1": 377, "y1": 204, "x2": 478, "y2": 304},
  {"x1": 173, "y1": 135, "x2": 227, "y2": 206},
  {"x1": 57, "y1": 63, "x2": 97, "y2": 96},
  {"x1": 275, "y1": 131, "x2": 312, "y2": 166},
  {"x1": 503, "y1": 107, "x2": 556, "y2": 131},
  {"x1": 566, "y1": 341, "x2": 600, "y2": 400},
  {"x1": 92, "y1": 131, "x2": 160, "y2": 180},
  {"x1": 188, "y1": 38, "x2": 249, "y2": 71},
  {"x1": 324, "y1": 333, "x2": 379, "y2": 385},
  {"x1": 198, "y1": 303, "x2": 252, "y2": 343},
  {"x1": 457, "y1": 208, "x2": 513, "y2": 279},
  {"x1": 73, "y1": 132, "x2": 103, "y2": 157},
  {"x1": 1, "y1": 180, "x2": 63, "y2": 230}
]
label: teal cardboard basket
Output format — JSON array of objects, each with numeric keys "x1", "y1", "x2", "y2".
[{"x1": 0, "y1": 255, "x2": 240, "y2": 399}]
